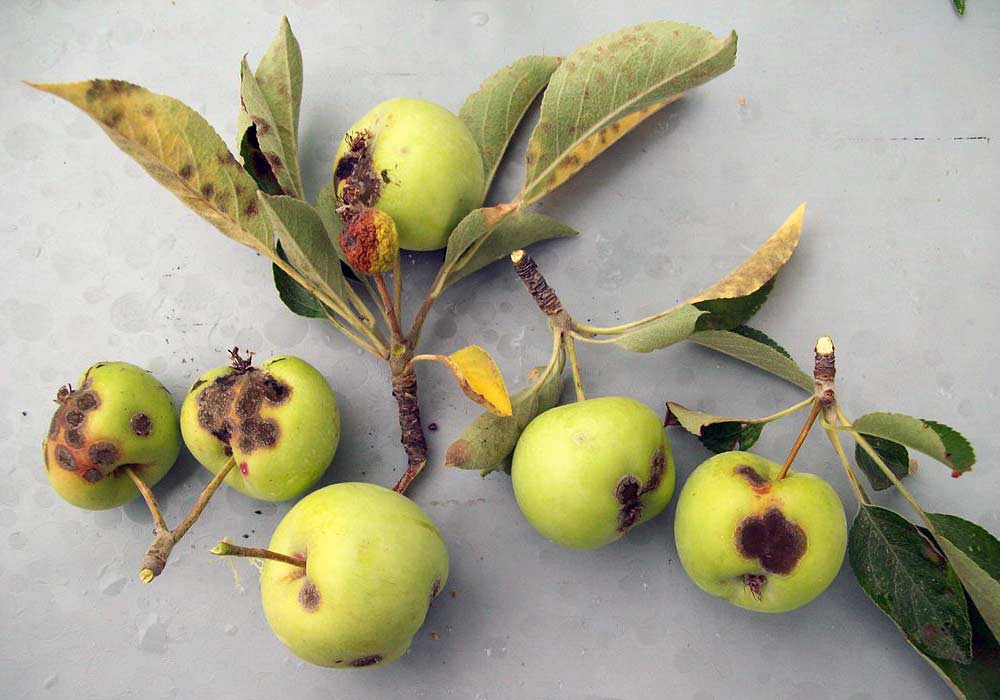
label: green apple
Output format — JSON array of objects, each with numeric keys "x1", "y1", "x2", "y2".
[
  {"x1": 180, "y1": 354, "x2": 339, "y2": 502},
  {"x1": 511, "y1": 396, "x2": 675, "y2": 549},
  {"x1": 333, "y1": 97, "x2": 484, "y2": 251},
  {"x1": 260, "y1": 482, "x2": 449, "y2": 668},
  {"x1": 674, "y1": 450, "x2": 847, "y2": 613},
  {"x1": 43, "y1": 361, "x2": 181, "y2": 510}
]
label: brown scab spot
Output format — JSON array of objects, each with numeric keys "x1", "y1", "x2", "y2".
[
  {"x1": 430, "y1": 578, "x2": 441, "y2": 600},
  {"x1": 736, "y1": 508, "x2": 807, "y2": 575},
  {"x1": 444, "y1": 439, "x2": 471, "y2": 467},
  {"x1": 55, "y1": 445, "x2": 76, "y2": 471},
  {"x1": 244, "y1": 201, "x2": 258, "y2": 217},
  {"x1": 195, "y1": 367, "x2": 288, "y2": 455},
  {"x1": 65, "y1": 429, "x2": 85, "y2": 448},
  {"x1": 130, "y1": 413, "x2": 152, "y2": 436},
  {"x1": 298, "y1": 579, "x2": 321, "y2": 611},
  {"x1": 89, "y1": 442, "x2": 119, "y2": 466},
  {"x1": 349, "y1": 655, "x2": 382, "y2": 668},
  {"x1": 103, "y1": 110, "x2": 124, "y2": 128},
  {"x1": 142, "y1": 105, "x2": 155, "y2": 117},
  {"x1": 83, "y1": 468, "x2": 103, "y2": 483},
  {"x1": 616, "y1": 475, "x2": 642, "y2": 533},
  {"x1": 65, "y1": 410, "x2": 85, "y2": 428},
  {"x1": 178, "y1": 164, "x2": 193, "y2": 180},
  {"x1": 735, "y1": 464, "x2": 770, "y2": 492},
  {"x1": 200, "y1": 183, "x2": 215, "y2": 199},
  {"x1": 75, "y1": 392, "x2": 98, "y2": 411}
]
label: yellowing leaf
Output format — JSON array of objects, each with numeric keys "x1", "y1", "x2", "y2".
[
  {"x1": 28, "y1": 79, "x2": 272, "y2": 255},
  {"x1": 519, "y1": 22, "x2": 738, "y2": 204},
  {"x1": 688, "y1": 204, "x2": 805, "y2": 304},
  {"x1": 418, "y1": 346, "x2": 512, "y2": 416}
]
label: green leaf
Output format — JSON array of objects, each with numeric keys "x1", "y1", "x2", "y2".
[
  {"x1": 272, "y1": 242, "x2": 324, "y2": 318},
  {"x1": 849, "y1": 504, "x2": 972, "y2": 663},
  {"x1": 29, "y1": 80, "x2": 273, "y2": 256},
  {"x1": 257, "y1": 193, "x2": 345, "y2": 301},
  {"x1": 910, "y1": 596, "x2": 1000, "y2": 700},
  {"x1": 236, "y1": 17, "x2": 304, "y2": 197},
  {"x1": 446, "y1": 353, "x2": 565, "y2": 473},
  {"x1": 953, "y1": 0, "x2": 966, "y2": 17},
  {"x1": 609, "y1": 305, "x2": 705, "y2": 353},
  {"x1": 442, "y1": 204, "x2": 517, "y2": 268},
  {"x1": 666, "y1": 402, "x2": 779, "y2": 453},
  {"x1": 851, "y1": 413, "x2": 976, "y2": 475},
  {"x1": 459, "y1": 55, "x2": 561, "y2": 195},
  {"x1": 854, "y1": 435, "x2": 915, "y2": 491},
  {"x1": 729, "y1": 325, "x2": 793, "y2": 359},
  {"x1": 688, "y1": 327, "x2": 813, "y2": 391},
  {"x1": 927, "y1": 513, "x2": 1000, "y2": 643},
  {"x1": 444, "y1": 211, "x2": 578, "y2": 287},
  {"x1": 519, "y1": 22, "x2": 737, "y2": 204}
]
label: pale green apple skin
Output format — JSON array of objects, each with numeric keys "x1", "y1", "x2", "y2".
[
  {"x1": 511, "y1": 397, "x2": 675, "y2": 550},
  {"x1": 261, "y1": 482, "x2": 449, "y2": 668},
  {"x1": 334, "y1": 97, "x2": 485, "y2": 251},
  {"x1": 43, "y1": 362, "x2": 180, "y2": 510},
  {"x1": 180, "y1": 355, "x2": 339, "y2": 502},
  {"x1": 674, "y1": 451, "x2": 847, "y2": 613}
]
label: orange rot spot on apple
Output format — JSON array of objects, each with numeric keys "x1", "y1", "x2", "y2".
[{"x1": 239, "y1": 462, "x2": 249, "y2": 476}]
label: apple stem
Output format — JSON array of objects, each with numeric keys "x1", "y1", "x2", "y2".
[
  {"x1": 563, "y1": 334, "x2": 586, "y2": 401},
  {"x1": 776, "y1": 399, "x2": 821, "y2": 479},
  {"x1": 210, "y1": 540, "x2": 306, "y2": 569},
  {"x1": 135, "y1": 457, "x2": 237, "y2": 584},
  {"x1": 375, "y1": 274, "x2": 404, "y2": 341},
  {"x1": 823, "y1": 420, "x2": 871, "y2": 504}
]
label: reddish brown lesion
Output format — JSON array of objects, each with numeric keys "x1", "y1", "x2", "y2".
[
  {"x1": 735, "y1": 508, "x2": 807, "y2": 575},
  {"x1": 195, "y1": 348, "x2": 291, "y2": 458},
  {"x1": 44, "y1": 383, "x2": 122, "y2": 484},
  {"x1": 734, "y1": 464, "x2": 771, "y2": 494}
]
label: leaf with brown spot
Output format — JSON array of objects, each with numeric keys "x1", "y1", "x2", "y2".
[
  {"x1": 29, "y1": 79, "x2": 273, "y2": 255},
  {"x1": 446, "y1": 352, "x2": 566, "y2": 474},
  {"x1": 849, "y1": 504, "x2": 972, "y2": 663},
  {"x1": 459, "y1": 55, "x2": 561, "y2": 195},
  {"x1": 257, "y1": 193, "x2": 345, "y2": 302},
  {"x1": 518, "y1": 22, "x2": 738, "y2": 204},
  {"x1": 236, "y1": 17, "x2": 304, "y2": 197},
  {"x1": 416, "y1": 346, "x2": 512, "y2": 417},
  {"x1": 239, "y1": 57, "x2": 300, "y2": 198}
]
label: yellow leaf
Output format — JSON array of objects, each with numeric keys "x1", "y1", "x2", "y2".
[
  {"x1": 420, "y1": 346, "x2": 512, "y2": 416},
  {"x1": 687, "y1": 203, "x2": 805, "y2": 303},
  {"x1": 27, "y1": 79, "x2": 272, "y2": 255}
]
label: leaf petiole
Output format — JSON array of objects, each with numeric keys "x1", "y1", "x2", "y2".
[
  {"x1": 823, "y1": 419, "x2": 870, "y2": 505},
  {"x1": 563, "y1": 333, "x2": 586, "y2": 401}
]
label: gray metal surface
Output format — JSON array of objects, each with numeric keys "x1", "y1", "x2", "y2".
[{"x1": 3, "y1": 1, "x2": 998, "y2": 698}]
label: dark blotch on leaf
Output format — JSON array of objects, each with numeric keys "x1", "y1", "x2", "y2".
[
  {"x1": 89, "y1": 442, "x2": 119, "y2": 466},
  {"x1": 298, "y1": 580, "x2": 320, "y2": 611},
  {"x1": 55, "y1": 445, "x2": 76, "y2": 471},
  {"x1": 179, "y1": 164, "x2": 193, "y2": 180},
  {"x1": 736, "y1": 508, "x2": 806, "y2": 575},
  {"x1": 349, "y1": 655, "x2": 382, "y2": 668},
  {"x1": 200, "y1": 183, "x2": 215, "y2": 199},
  {"x1": 130, "y1": 413, "x2": 152, "y2": 436}
]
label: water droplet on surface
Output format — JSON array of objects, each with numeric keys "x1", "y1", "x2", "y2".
[{"x1": 470, "y1": 11, "x2": 489, "y2": 26}]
